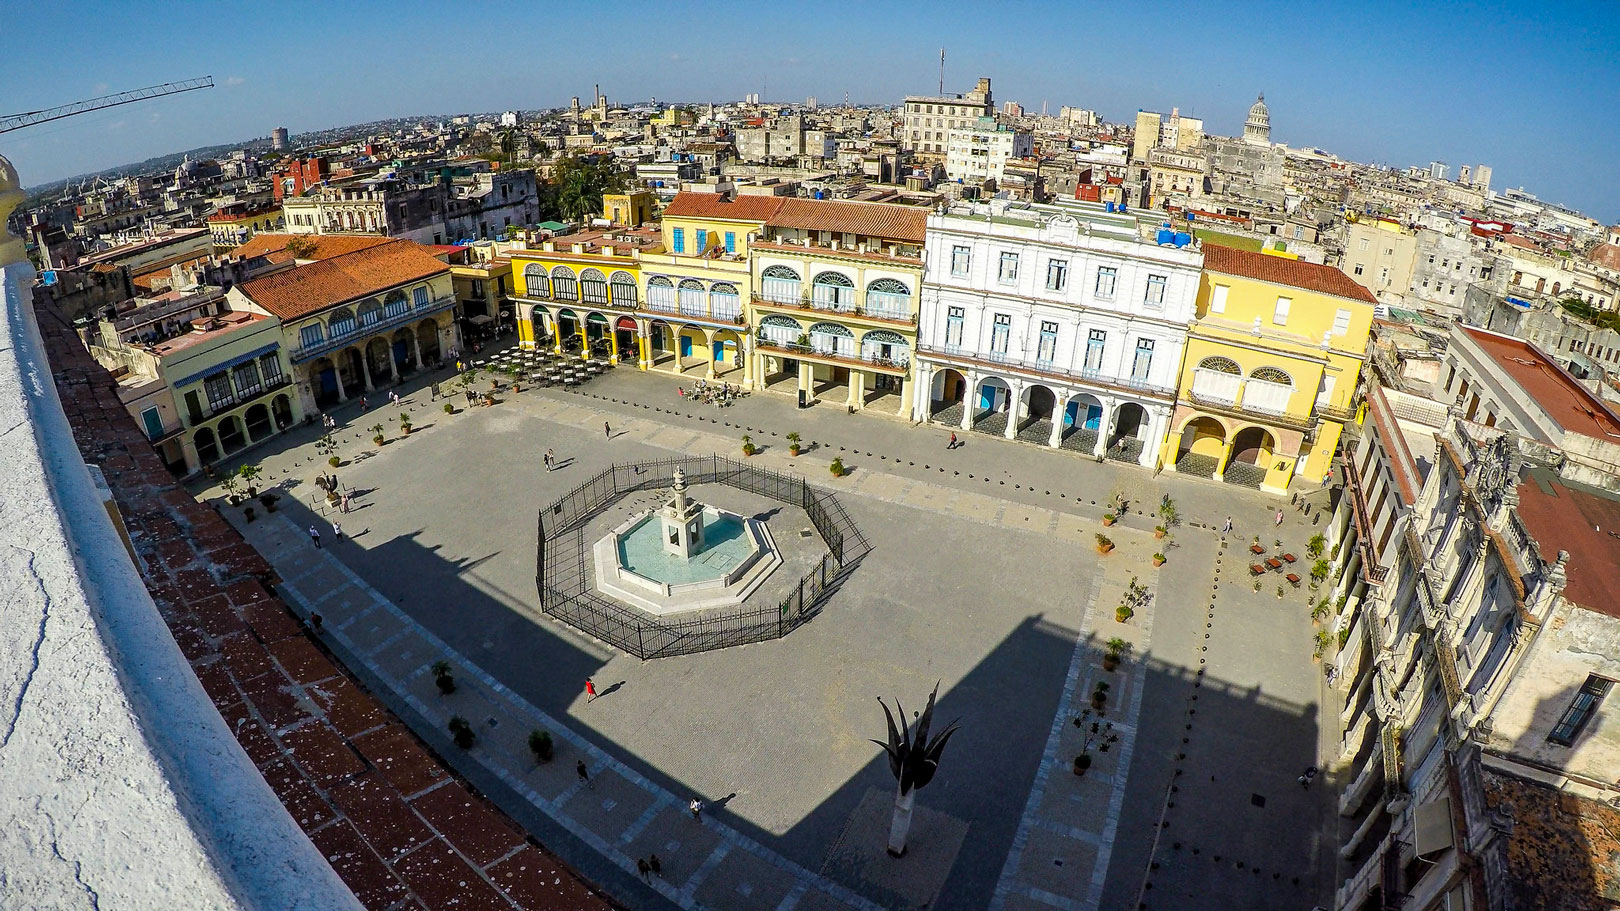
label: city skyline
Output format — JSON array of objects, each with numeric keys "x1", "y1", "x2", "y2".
[{"x1": 9, "y1": 0, "x2": 1620, "y2": 222}]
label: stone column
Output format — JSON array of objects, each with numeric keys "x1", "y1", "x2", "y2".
[
  {"x1": 846, "y1": 371, "x2": 865, "y2": 409},
  {"x1": 1213, "y1": 439, "x2": 1234, "y2": 482},
  {"x1": 359, "y1": 347, "x2": 375, "y2": 392},
  {"x1": 638, "y1": 321, "x2": 652, "y2": 370},
  {"x1": 411, "y1": 335, "x2": 424, "y2": 371},
  {"x1": 898, "y1": 374, "x2": 914, "y2": 419},
  {"x1": 741, "y1": 336, "x2": 755, "y2": 385},
  {"x1": 798, "y1": 361, "x2": 814, "y2": 402},
  {"x1": 703, "y1": 329, "x2": 718, "y2": 378},
  {"x1": 577, "y1": 320, "x2": 590, "y2": 361},
  {"x1": 1004, "y1": 381, "x2": 1023, "y2": 440},
  {"x1": 1092, "y1": 400, "x2": 1112, "y2": 458},
  {"x1": 1137, "y1": 409, "x2": 1160, "y2": 468},
  {"x1": 1048, "y1": 402, "x2": 1066, "y2": 448},
  {"x1": 607, "y1": 325, "x2": 619, "y2": 363},
  {"x1": 960, "y1": 372, "x2": 977, "y2": 431}
]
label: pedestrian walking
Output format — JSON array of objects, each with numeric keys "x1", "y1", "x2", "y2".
[
  {"x1": 604, "y1": 421, "x2": 612, "y2": 439},
  {"x1": 1298, "y1": 774, "x2": 1310, "y2": 789},
  {"x1": 576, "y1": 760, "x2": 591, "y2": 788},
  {"x1": 647, "y1": 854, "x2": 662, "y2": 877},
  {"x1": 455, "y1": 359, "x2": 464, "y2": 373},
  {"x1": 332, "y1": 521, "x2": 343, "y2": 541},
  {"x1": 308, "y1": 526, "x2": 322, "y2": 549},
  {"x1": 948, "y1": 431, "x2": 957, "y2": 450},
  {"x1": 546, "y1": 448, "x2": 556, "y2": 471},
  {"x1": 341, "y1": 493, "x2": 351, "y2": 513},
  {"x1": 584, "y1": 677, "x2": 597, "y2": 702},
  {"x1": 360, "y1": 395, "x2": 369, "y2": 412},
  {"x1": 1275, "y1": 509, "x2": 1284, "y2": 527},
  {"x1": 636, "y1": 858, "x2": 651, "y2": 881},
  {"x1": 1222, "y1": 516, "x2": 1233, "y2": 535},
  {"x1": 430, "y1": 382, "x2": 439, "y2": 400},
  {"x1": 688, "y1": 798, "x2": 704, "y2": 821}
]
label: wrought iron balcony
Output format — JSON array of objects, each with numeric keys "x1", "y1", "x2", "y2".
[{"x1": 290, "y1": 295, "x2": 455, "y2": 363}]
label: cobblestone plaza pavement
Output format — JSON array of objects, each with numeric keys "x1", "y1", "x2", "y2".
[{"x1": 208, "y1": 358, "x2": 1339, "y2": 911}]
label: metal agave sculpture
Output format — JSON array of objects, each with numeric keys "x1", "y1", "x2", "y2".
[{"x1": 872, "y1": 682, "x2": 960, "y2": 857}]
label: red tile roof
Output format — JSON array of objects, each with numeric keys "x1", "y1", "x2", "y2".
[
  {"x1": 237, "y1": 240, "x2": 449, "y2": 321},
  {"x1": 1203, "y1": 244, "x2": 1378, "y2": 304},
  {"x1": 767, "y1": 197, "x2": 928, "y2": 243},
  {"x1": 1460, "y1": 327, "x2": 1620, "y2": 441},
  {"x1": 1515, "y1": 473, "x2": 1620, "y2": 618},
  {"x1": 229, "y1": 232, "x2": 393, "y2": 262},
  {"x1": 661, "y1": 192, "x2": 786, "y2": 223}
]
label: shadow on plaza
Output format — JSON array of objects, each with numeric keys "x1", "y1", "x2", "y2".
[{"x1": 265, "y1": 489, "x2": 1336, "y2": 911}]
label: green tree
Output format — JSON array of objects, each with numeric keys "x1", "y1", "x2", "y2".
[{"x1": 541, "y1": 155, "x2": 628, "y2": 223}]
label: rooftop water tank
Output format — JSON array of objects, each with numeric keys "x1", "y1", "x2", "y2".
[
  {"x1": 1105, "y1": 201, "x2": 1116, "y2": 212},
  {"x1": 1156, "y1": 228, "x2": 1174, "y2": 245},
  {"x1": 1174, "y1": 232, "x2": 1192, "y2": 247}
]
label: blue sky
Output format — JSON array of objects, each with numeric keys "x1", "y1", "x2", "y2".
[{"x1": 8, "y1": 0, "x2": 1619, "y2": 222}]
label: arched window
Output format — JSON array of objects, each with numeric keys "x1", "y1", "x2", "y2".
[
  {"x1": 860, "y1": 329, "x2": 910, "y2": 366},
  {"x1": 1249, "y1": 366, "x2": 1293, "y2": 386},
  {"x1": 865, "y1": 278, "x2": 912, "y2": 319},
  {"x1": 357, "y1": 298, "x2": 383, "y2": 328},
  {"x1": 812, "y1": 271, "x2": 855, "y2": 312},
  {"x1": 383, "y1": 289, "x2": 409, "y2": 319},
  {"x1": 710, "y1": 282, "x2": 740, "y2": 320},
  {"x1": 328, "y1": 307, "x2": 356, "y2": 338},
  {"x1": 550, "y1": 265, "x2": 578, "y2": 301},
  {"x1": 1198, "y1": 356, "x2": 1241, "y2": 374},
  {"x1": 809, "y1": 321, "x2": 855, "y2": 356},
  {"x1": 758, "y1": 314, "x2": 803, "y2": 346},
  {"x1": 678, "y1": 279, "x2": 706, "y2": 316},
  {"x1": 761, "y1": 265, "x2": 801, "y2": 304},
  {"x1": 647, "y1": 276, "x2": 675, "y2": 311},
  {"x1": 609, "y1": 271, "x2": 637, "y2": 307},
  {"x1": 580, "y1": 268, "x2": 609, "y2": 306}
]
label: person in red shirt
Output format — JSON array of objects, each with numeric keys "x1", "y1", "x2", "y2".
[{"x1": 584, "y1": 677, "x2": 597, "y2": 702}]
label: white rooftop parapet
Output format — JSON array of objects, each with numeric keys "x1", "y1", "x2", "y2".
[{"x1": 0, "y1": 153, "x2": 358, "y2": 910}]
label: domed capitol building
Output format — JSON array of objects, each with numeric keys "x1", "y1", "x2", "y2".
[{"x1": 1242, "y1": 93, "x2": 1272, "y2": 146}]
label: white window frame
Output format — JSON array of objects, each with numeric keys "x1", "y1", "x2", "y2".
[
  {"x1": 997, "y1": 252, "x2": 1019, "y2": 285},
  {"x1": 1095, "y1": 267, "x2": 1117, "y2": 300},
  {"x1": 1273, "y1": 296, "x2": 1291, "y2": 326},
  {"x1": 950, "y1": 245, "x2": 971, "y2": 277}
]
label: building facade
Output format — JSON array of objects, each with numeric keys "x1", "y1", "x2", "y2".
[
  {"x1": 511, "y1": 225, "x2": 658, "y2": 365},
  {"x1": 231, "y1": 240, "x2": 457, "y2": 416},
  {"x1": 1343, "y1": 219, "x2": 1419, "y2": 306},
  {"x1": 914, "y1": 198, "x2": 1203, "y2": 467},
  {"x1": 943, "y1": 117, "x2": 1033, "y2": 187},
  {"x1": 748, "y1": 198, "x2": 926, "y2": 416},
  {"x1": 1163, "y1": 245, "x2": 1376, "y2": 493},
  {"x1": 901, "y1": 78, "x2": 993, "y2": 157}
]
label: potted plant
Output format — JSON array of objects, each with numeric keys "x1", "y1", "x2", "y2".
[
  {"x1": 243, "y1": 505, "x2": 256, "y2": 522},
  {"x1": 1095, "y1": 533, "x2": 1114, "y2": 554},
  {"x1": 221, "y1": 475, "x2": 242, "y2": 505},
  {"x1": 1158, "y1": 495, "x2": 1179, "y2": 532},
  {"x1": 1310, "y1": 558, "x2": 1330, "y2": 585},
  {"x1": 1253, "y1": 578, "x2": 1263, "y2": 592},
  {"x1": 1152, "y1": 552, "x2": 1166, "y2": 567},
  {"x1": 1306, "y1": 533, "x2": 1326, "y2": 560},
  {"x1": 370, "y1": 423, "x2": 386, "y2": 447},
  {"x1": 1312, "y1": 630, "x2": 1333, "y2": 661},
  {"x1": 1073, "y1": 752, "x2": 1093, "y2": 775},
  {"x1": 431, "y1": 660, "x2": 456, "y2": 695},
  {"x1": 443, "y1": 401, "x2": 455, "y2": 414},
  {"x1": 528, "y1": 729, "x2": 554, "y2": 763},
  {"x1": 830, "y1": 456, "x2": 846, "y2": 477},
  {"x1": 1072, "y1": 709, "x2": 1118, "y2": 775},
  {"x1": 1154, "y1": 524, "x2": 1166, "y2": 539},
  {"x1": 1115, "y1": 603, "x2": 1133, "y2": 623},
  {"x1": 1311, "y1": 599, "x2": 1331, "y2": 623},
  {"x1": 1276, "y1": 584, "x2": 1285, "y2": 600},
  {"x1": 787, "y1": 432, "x2": 801, "y2": 456},
  {"x1": 237, "y1": 464, "x2": 263, "y2": 498},
  {"x1": 741, "y1": 434, "x2": 756, "y2": 456},
  {"x1": 1102, "y1": 512, "x2": 1117, "y2": 527},
  {"x1": 258, "y1": 492, "x2": 278, "y2": 512},
  {"x1": 1091, "y1": 681, "x2": 1110, "y2": 711},
  {"x1": 398, "y1": 412, "x2": 412, "y2": 435},
  {"x1": 1103, "y1": 637, "x2": 1129, "y2": 672},
  {"x1": 448, "y1": 715, "x2": 476, "y2": 749}
]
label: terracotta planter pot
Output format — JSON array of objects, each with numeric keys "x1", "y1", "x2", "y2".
[
  {"x1": 1154, "y1": 528, "x2": 1166, "y2": 539},
  {"x1": 1097, "y1": 543, "x2": 1114, "y2": 554},
  {"x1": 1102, "y1": 516, "x2": 1116, "y2": 527},
  {"x1": 1102, "y1": 655, "x2": 1119, "y2": 672},
  {"x1": 1153, "y1": 556, "x2": 1166, "y2": 567}
]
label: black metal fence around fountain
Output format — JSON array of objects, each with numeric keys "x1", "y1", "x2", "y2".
[{"x1": 536, "y1": 454, "x2": 871, "y2": 659}]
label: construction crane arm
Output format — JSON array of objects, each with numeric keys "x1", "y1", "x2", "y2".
[{"x1": 0, "y1": 77, "x2": 214, "y2": 135}]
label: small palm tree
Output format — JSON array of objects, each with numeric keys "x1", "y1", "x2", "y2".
[{"x1": 431, "y1": 660, "x2": 455, "y2": 694}]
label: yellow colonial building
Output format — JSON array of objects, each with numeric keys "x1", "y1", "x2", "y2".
[
  {"x1": 634, "y1": 193, "x2": 777, "y2": 381},
  {"x1": 1162, "y1": 245, "x2": 1375, "y2": 493},
  {"x1": 510, "y1": 225, "x2": 659, "y2": 363},
  {"x1": 747, "y1": 197, "x2": 927, "y2": 416}
]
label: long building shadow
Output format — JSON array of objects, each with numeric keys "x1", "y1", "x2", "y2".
[{"x1": 266, "y1": 490, "x2": 1333, "y2": 911}]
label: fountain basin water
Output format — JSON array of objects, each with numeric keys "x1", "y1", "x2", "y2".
[{"x1": 592, "y1": 506, "x2": 782, "y2": 616}]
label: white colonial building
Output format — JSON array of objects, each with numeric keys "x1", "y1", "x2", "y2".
[{"x1": 912, "y1": 199, "x2": 1203, "y2": 467}]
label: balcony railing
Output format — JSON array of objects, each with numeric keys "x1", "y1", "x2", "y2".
[
  {"x1": 196, "y1": 375, "x2": 292, "y2": 421},
  {"x1": 755, "y1": 336, "x2": 911, "y2": 372},
  {"x1": 644, "y1": 297, "x2": 746, "y2": 325},
  {"x1": 517, "y1": 290, "x2": 640, "y2": 312},
  {"x1": 291, "y1": 295, "x2": 455, "y2": 363},
  {"x1": 751, "y1": 291, "x2": 917, "y2": 324},
  {"x1": 920, "y1": 344, "x2": 1176, "y2": 398}
]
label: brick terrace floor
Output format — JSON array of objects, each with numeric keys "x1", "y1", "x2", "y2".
[{"x1": 35, "y1": 302, "x2": 616, "y2": 911}]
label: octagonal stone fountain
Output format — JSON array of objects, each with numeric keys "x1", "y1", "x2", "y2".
[{"x1": 592, "y1": 468, "x2": 781, "y2": 615}]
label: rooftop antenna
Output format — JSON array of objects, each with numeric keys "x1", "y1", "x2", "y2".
[{"x1": 939, "y1": 49, "x2": 945, "y2": 95}]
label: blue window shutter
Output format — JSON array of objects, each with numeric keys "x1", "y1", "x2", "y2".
[
  {"x1": 724, "y1": 232, "x2": 735, "y2": 253},
  {"x1": 672, "y1": 227, "x2": 684, "y2": 253}
]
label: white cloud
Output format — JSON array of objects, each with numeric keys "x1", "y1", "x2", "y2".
[
  {"x1": 93, "y1": 82, "x2": 108, "y2": 94},
  {"x1": 225, "y1": 76, "x2": 246, "y2": 86}
]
